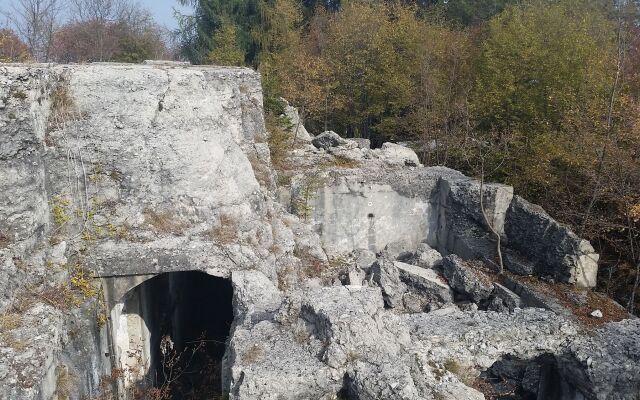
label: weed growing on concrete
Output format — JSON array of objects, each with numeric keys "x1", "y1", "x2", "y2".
[
  {"x1": 144, "y1": 209, "x2": 190, "y2": 235},
  {"x1": 51, "y1": 195, "x2": 71, "y2": 227},
  {"x1": 0, "y1": 312, "x2": 23, "y2": 331},
  {"x1": 206, "y1": 214, "x2": 239, "y2": 244},
  {"x1": 293, "y1": 175, "x2": 323, "y2": 222},
  {"x1": 332, "y1": 155, "x2": 360, "y2": 169},
  {"x1": 242, "y1": 344, "x2": 264, "y2": 364}
]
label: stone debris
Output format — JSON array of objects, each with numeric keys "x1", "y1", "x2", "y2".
[
  {"x1": 442, "y1": 255, "x2": 494, "y2": 304},
  {"x1": 395, "y1": 261, "x2": 453, "y2": 305},
  {"x1": 367, "y1": 256, "x2": 407, "y2": 308},
  {"x1": 411, "y1": 242, "x2": 444, "y2": 269}
]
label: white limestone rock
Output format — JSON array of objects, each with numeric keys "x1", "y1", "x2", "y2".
[{"x1": 379, "y1": 142, "x2": 422, "y2": 167}]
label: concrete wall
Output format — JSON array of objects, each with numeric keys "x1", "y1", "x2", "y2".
[{"x1": 312, "y1": 180, "x2": 433, "y2": 254}]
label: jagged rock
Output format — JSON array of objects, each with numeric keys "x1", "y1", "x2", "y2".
[
  {"x1": 226, "y1": 320, "x2": 338, "y2": 399},
  {"x1": 503, "y1": 249, "x2": 535, "y2": 275},
  {"x1": 384, "y1": 240, "x2": 414, "y2": 261},
  {"x1": 412, "y1": 242, "x2": 443, "y2": 269},
  {"x1": 556, "y1": 319, "x2": 640, "y2": 400},
  {"x1": 394, "y1": 261, "x2": 453, "y2": 305},
  {"x1": 344, "y1": 361, "x2": 422, "y2": 400},
  {"x1": 300, "y1": 286, "x2": 407, "y2": 369},
  {"x1": 487, "y1": 296, "x2": 510, "y2": 313},
  {"x1": 0, "y1": 63, "x2": 629, "y2": 400},
  {"x1": 402, "y1": 293, "x2": 426, "y2": 313},
  {"x1": 281, "y1": 98, "x2": 313, "y2": 142},
  {"x1": 457, "y1": 301, "x2": 479, "y2": 312},
  {"x1": 311, "y1": 131, "x2": 347, "y2": 150},
  {"x1": 352, "y1": 249, "x2": 376, "y2": 272},
  {"x1": 492, "y1": 282, "x2": 523, "y2": 311},
  {"x1": 351, "y1": 138, "x2": 371, "y2": 149},
  {"x1": 230, "y1": 270, "x2": 283, "y2": 325},
  {"x1": 368, "y1": 257, "x2": 407, "y2": 308},
  {"x1": 505, "y1": 196, "x2": 599, "y2": 287},
  {"x1": 442, "y1": 255, "x2": 494, "y2": 303},
  {"x1": 347, "y1": 268, "x2": 366, "y2": 286}
]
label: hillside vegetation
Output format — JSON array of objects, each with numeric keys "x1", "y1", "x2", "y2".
[{"x1": 176, "y1": 0, "x2": 640, "y2": 314}]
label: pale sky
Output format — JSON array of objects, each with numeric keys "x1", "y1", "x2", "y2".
[
  {"x1": 138, "y1": 0, "x2": 192, "y2": 29},
  {"x1": 1, "y1": 0, "x2": 193, "y2": 30}
]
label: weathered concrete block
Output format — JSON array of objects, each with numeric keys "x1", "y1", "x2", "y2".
[{"x1": 505, "y1": 196, "x2": 599, "y2": 287}]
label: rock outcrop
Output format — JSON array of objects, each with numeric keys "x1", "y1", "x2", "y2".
[{"x1": 0, "y1": 63, "x2": 636, "y2": 400}]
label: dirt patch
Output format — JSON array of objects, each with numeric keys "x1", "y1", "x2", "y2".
[{"x1": 503, "y1": 272, "x2": 630, "y2": 329}]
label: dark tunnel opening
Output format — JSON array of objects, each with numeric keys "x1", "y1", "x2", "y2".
[{"x1": 125, "y1": 271, "x2": 233, "y2": 399}]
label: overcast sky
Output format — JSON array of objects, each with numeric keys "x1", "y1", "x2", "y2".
[{"x1": 1, "y1": 0, "x2": 193, "y2": 30}]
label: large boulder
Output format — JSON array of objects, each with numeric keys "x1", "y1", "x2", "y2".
[
  {"x1": 380, "y1": 142, "x2": 421, "y2": 167},
  {"x1": 505, "y1": 196, "x2": 599, "y2": 287},
  {"x1": 557, "y1": 318, "x2": 640, "y2": 400},
  {"x1": 312, "y1": 131, "x2": 348, "y2": 150},
  {"x1": 281, "y1": 98, "x2": 313, "y2": 142}
]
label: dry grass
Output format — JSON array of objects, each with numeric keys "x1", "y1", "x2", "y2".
[
  {"x1": 0, "y1": 332, "x2": 27, "y2": 351},
  {"x1": 47, "y1": 81, "x2": 82, "y2": 134},
  {"x1": 55, "y1": 365, "x2": 74, "y2": 400},
  {"x1": 0, "y1": 312, "x2": 23, "y2": 331},
  {"x1": 242, "y1": 344, "x2": 264, "y2": 364},
  {"x1": 144, "y1": 209, "x2": 190, "y2": 235},
  {"x1": 0, "y1": 232, "x2": 11, "y2": 248},
  {"x1": 11, "y1": 284, "x2": 82, "y2": 313},
  {"x1": 443, "y1": 359, "x2": 476, "y2": 386},
  {"x1": 247, "y1": 153, "x2": 273, "y2": 188},
  {"x1": 0, "y1": 312, "x2": 26, "y2": 350},
  {"x1": 332, "y1": 155, "x2": 360, "y2": 169},
  {"x1": 205, "y1": 214, "x2": 239, "y2": 244},
  {"x1": 503, "y1": 272, "x2": 630, "y2": 329}
]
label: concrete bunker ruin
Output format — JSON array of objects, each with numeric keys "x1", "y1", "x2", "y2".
[{"x1": 109, "y1": 271, "x2": 233, "y2": 398}]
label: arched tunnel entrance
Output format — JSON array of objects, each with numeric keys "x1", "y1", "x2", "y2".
[{"x1": 113, "y1": 271, "x2": 233, "y2": 399}]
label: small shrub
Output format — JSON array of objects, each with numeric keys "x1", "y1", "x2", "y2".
[
  {"x1": 266, "y1": 112, "x2": 293, "y2": 170},
  {"x1": 70, "y1": 264, "x2": 98, "y2": 299},
  {"x1": 293, "y1": 175, "x2": 323, "y2": 222},
  {"x1": 50, "y1": 195, "x2": 70, "y2": 227}
]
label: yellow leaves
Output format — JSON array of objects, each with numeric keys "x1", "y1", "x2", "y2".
[{"x1": 630, "y1": 203, "x2": 640, "y2": 223}]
